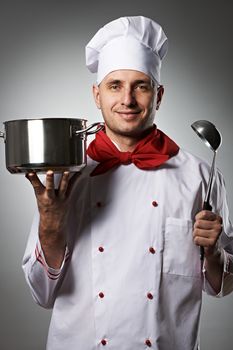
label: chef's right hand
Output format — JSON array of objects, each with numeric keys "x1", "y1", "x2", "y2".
[{"x1": 26, "y1": 170, "x2": 80, "y2": 261}]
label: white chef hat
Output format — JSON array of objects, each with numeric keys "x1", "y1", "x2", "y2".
[{"x1": 85, "y1": 16, "x2": 168, "y2": 85}]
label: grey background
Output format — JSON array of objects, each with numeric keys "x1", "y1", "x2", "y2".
[{"x1": 0, "y1": 0, "x2": 232, "y2": 349}]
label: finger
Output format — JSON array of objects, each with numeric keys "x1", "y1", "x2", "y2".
[
  {"x1": 194, "y1": 219, "x2": 220, "y2": 230},
  {"x1": 195, "y1": 210, "x2": 217, "y2": 221},
  {"x1": 193, "y1": 235, "x2": 217, "y2": 248},
  {"x1": 58, "y1": 171, "x2": 70, "y2": 199},
  {"x1": 193, "y1": 224, "x2": 222, "y2": 240},
  {"x1": 26, "y1": 172, "x2": 45, "y2": 196},
  {"x1": 195, "y1": 211, "x2": 222, "y2": 224},
  {"x1": 66, "y1": 172, "x2": 82, "y2": 197},
  {"x1": 193, "y1": 228, "x2": 212, "y2": 239},
  {"x1": 45, "y1": 170, "x2": 55, "y2": 198}
]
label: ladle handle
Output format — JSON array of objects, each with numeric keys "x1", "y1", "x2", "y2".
[
  {"x1": 200, "y1": 201, "x2": 213, "y2": 260},
  {"x1": 203, "y1": 201, "x2": 212, "y2": 211}
]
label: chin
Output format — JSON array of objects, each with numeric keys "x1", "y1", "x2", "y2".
[{"x1": 110, "y1": 123, "x2": 152, "y2": 138}]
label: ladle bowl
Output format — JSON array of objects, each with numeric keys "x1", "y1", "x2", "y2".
[{"x1": 191, "y1": 120, "x2": 222, "y2": 152}]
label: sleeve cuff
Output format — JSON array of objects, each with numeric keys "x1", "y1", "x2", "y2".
[
  {"x1": 35, "y1": 240, "x2": 70, "y2": 280},
  {"x1": 203, "y1": 248, "x2": 232, "y2": 297}
]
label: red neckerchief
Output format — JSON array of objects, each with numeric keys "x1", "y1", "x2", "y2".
[{"x1": 87, "y1": 125, "x2": 179, "y2": 176}]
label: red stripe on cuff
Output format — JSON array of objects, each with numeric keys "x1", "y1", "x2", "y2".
[
  {"x1": 35, "y1": 243, "x2": 62, "y2": 280},
  {"x1": 47, "y1": 275, "x2": 61, "y2": 280},
  {"x1": 47, "y1": 270, "x2": 61, "y2": 277},
  {"x1": 65, "y1": 253, "x2": 70, "y2": 263}
]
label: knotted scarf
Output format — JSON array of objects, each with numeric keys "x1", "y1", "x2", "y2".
[{"x1": 87, "y1": 125, "x2": 179, "y2": 176}]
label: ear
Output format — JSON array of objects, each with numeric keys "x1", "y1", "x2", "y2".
[
  {"x1": 156, "y1": 85, "x2": 164, "y2": 110},
  {"x1": 92, "y1": 84, "x2": 101, "y2": 109}
]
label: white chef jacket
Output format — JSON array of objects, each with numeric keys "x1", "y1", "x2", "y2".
[{"x1": 22, "y1": 148, "x2": 233, "y2": 350}]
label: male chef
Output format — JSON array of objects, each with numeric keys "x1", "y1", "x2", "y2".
[{"x1": 23, "y1": 16, "x2": 233, "y2": 350}]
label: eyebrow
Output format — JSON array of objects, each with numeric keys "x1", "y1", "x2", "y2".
[
  {"x1": 105, "y1": 79, "x2": 153, "y2": 86},
  {"x1": 134, "y1": 79, "x2": 153, "y2": 85},
  {"x1": 106, "y1": 79, "x2": 122, "y2": 86}
]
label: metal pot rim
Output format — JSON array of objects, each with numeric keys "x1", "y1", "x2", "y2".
[{"x1": 3, "y1": 117, "x2": 88, "y2": 124}]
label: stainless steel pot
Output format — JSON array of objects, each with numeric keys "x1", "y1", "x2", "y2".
[{"x1": 0, "y1": 118, "x2": 104, "y2": 173}]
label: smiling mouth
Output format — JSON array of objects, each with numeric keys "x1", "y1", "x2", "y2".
[
  {"x1": 116, "y1": 110, "x2": 141, "y2": 114},
  {"x1": 116, "y1": 111, "x2": 141, "y2": 117},
  {"x1": 115, "y1": 111, "x2": 141, "y2": 120}
]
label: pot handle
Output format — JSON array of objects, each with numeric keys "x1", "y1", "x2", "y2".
[
  {"x1": 0, "y1": 131, "x2": 5, "y2": 140},
  {"x1": 74, "y1": 122, "x2": 104, "y2": 136}
]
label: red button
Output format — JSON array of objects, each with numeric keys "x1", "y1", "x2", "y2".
[
  {"x1": 99, "y1": 246, "x2": 104, "y2": 252},
  {"x1": 96, "y1": 202, "x2": 102, "y2": 207},
  {"x1": 99, "y1": 292, "x2": 105, "y2": 298},
  {"x1": 145, "y1": 339, "x2": 152, "y2": 347},
  {"x1": 149, "y1": 247, "x2": 156, "y2": 254},
  {"x1": 101, "y1": 339, "x2": 107, "y2": 346},
  {"x1": 147, "y1": 292, "x2": 153, "y2": 300},
  {"x1": 152, "y1": 200, "x2": 158, "y2": 207}
]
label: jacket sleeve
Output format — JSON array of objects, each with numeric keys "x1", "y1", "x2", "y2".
[
  {"x1": 202, "y1": 170, "x2": 233, "y2": 297},
  {"x1": 22, "y1": 210, "x2": 70, "y2": 308}
]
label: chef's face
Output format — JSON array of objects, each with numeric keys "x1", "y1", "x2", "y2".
[{"x1": 93, "y1": 70, "x2": 164, "y2": 139}]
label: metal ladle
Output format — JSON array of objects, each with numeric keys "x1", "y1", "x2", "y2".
[{"x1": 191, "y1": 120, "x2": 222, "y2": 260}]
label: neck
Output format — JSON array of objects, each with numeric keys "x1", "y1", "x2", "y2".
[
  {"x1": 105, "y1": 127, "x2": 154, "y2": 152},
  {"x1": 111, "y1": 136, "x2": 138, "y2": 152}
]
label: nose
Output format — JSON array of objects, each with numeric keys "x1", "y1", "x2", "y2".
[{"x1": 121, "y1": 88, "x2": 136, "y2": 107}]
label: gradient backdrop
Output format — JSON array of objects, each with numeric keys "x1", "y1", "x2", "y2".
[{"x1": 0, "y1": 1, "x2": 232, "y2": 349}]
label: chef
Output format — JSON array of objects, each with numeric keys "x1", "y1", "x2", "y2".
[{"x1": 23, "y1": 16, "x2": 233, "y2": 350}]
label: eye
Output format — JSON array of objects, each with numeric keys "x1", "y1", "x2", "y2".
[
  {"x1": 110, "y1": 84, "x2": 119, "y2": 90},
  {"x1": 135, "y1": 84, "x2": 151, "y2": 91},
  {"x1": 108, "y1": 83, "x2": 121, "y2": 91}
]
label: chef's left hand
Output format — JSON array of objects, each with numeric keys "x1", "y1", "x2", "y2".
[{"x1": 193, "y1": 210, "x2": 223, "y2": 257}]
